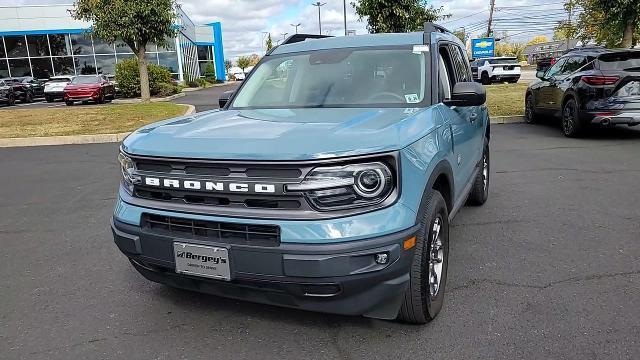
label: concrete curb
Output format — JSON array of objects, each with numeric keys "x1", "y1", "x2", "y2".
[
  {"x1": 0, "y1": 103, "x2": 196, "y2": 148},
  {"x1": 112, "y1": 92, "x2": 185, "y2": 104},
  {"x1": 491, "y1": 115, "x2": 525, "y2": 124}
]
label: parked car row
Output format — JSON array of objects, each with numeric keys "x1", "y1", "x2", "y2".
[{"x1": 1, "y1": 74, "x2": 117, "y2": 107}]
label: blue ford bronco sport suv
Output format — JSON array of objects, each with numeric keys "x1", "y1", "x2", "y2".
[{"x1": 112, "y1": 23, "x2": 490, "y2": 324}]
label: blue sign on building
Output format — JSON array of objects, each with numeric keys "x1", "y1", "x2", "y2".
[{"x1": 471, "y1": 38, "x2": 495, "y2": 58}]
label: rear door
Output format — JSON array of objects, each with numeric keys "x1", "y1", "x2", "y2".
[
  {"x1": 547, "y1": 55, "x2": 588, "y2": 112},
  {"x1": 536, "y1": 57, "x2": 568, "y2": 112}
]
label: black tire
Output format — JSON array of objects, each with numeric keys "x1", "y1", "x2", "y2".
[
  {"x1": 26, "y1": 92, "x2": 33, "y2": 103},
  {"x1": 562, "y1": 98, "x2": 583, "y2": 137},
  {"x1": 65, "y1": 100, "x2": 74, "y2": 106},
  {"x1": 397, "y1": 190, "x2": 449, "y2": 324},
  {"x1": 481, "y1": 72, "x2": 491, "y2": 85},
  {"x1": 97, "y1": 91, "x2": 105, "y2": 104},
  {"x1": 45, "y1": 96, "x2": 54, "y2": 103},
  {"x1": 525, "y1": 93, "x2": 539, "y2": 124},
  {"x1": 467, "y1": 138, "x2": 490, "y2": 206}
]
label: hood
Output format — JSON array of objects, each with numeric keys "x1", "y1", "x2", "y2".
[
  {"x1": 65, "y1": 83, "x2": 100, "y2": 90},
  {"x1": 122, "y1": 107, "x2": 439, "y2": 161}
]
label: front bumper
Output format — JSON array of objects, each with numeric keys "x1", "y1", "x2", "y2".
[
  {"x1": 44, "y1": 90, "x2": 64, "y2": 99},
  {"x1": 112, "y1": 217, "x2": 419, "y2": 319},
  {"x1": 64, "y1": 91, "x2": 100, "y2": 101}
]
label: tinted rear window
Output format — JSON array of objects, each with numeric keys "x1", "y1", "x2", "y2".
[
  {"x1": 598, "y1": 52, "x2": 640, "y2": 70},
  {"x1": 488, "y1": 58, "x2": 518, "y2": 65}
]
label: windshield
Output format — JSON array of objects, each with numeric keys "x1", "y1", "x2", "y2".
[
  {"x1": 231, "y1": 47, "x2": 427, "y2": 109},
  {"x1": 72, "y1": 76, "x2": 100, "y2": 84}
]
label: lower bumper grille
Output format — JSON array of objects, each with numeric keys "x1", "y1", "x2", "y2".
[{"x1": 142, "y1": 214, "x2": 281, "y2": 247}]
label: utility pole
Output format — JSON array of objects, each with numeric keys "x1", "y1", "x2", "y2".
[
  {"x1": 487, "y1": 0, "x2": 496, "y2": 37},
  {"x1": 290, "y1": 23, "x2": 301, "y2": 34},
  {"x1": 312, "y1": 2, "x2": 326, "y2": 35},
  {"x1": 281, "y1": 32, "x2": 288, "y2": 41},
  {"x1": 566, "y1": 0, "x2": 574, "y2": 50},
  {"x1": 343, "y1": 0, "x2": 347, "y2": 36}
]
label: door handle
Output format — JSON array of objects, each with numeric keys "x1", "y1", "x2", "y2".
[{"x1": 469, "y1": 112, "x2": 478, "y2": 123}]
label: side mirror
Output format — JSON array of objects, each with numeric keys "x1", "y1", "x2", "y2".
[
  {"x1": 536, "y1": 70, "x2": 546, "y2": 80},
  {"x1": 218, "y1": 90, "x2": 234, "y2": 108},
  {"x1": 445, "y1": 82, "x2": 486, "y2": 107}
]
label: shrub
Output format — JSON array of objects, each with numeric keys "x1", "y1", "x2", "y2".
[
  {"x1": 115, "y1": 57, "x2": 175, "y2": 98},
  {"x1": 185, "y1": 80, "x2": 200, "y2": 88},
  {"x1": 196, "y1": 78, "x2": 208, "y2": 87},
  {"x1": 203, "y1": 61, "x2": 216, "y2": 82},
  {"x1": 155, "y1": 83, "x2": 179, "y2": 97}
]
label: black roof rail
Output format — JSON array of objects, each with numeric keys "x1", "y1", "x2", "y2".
[
  {"x1": 266, "y1": 33, "x2": 333, "y2": 55},
  {"x1": 423, "y1": 22, "x2": 450, "y2": 44}
]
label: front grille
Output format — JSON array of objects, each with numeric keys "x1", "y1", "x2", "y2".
[
  {"x1": 142, "y1": 214, "x2": 281, "y2": 247},
  {"x1": 130, "y1": 156, "x2": 311, "y2": 211}
]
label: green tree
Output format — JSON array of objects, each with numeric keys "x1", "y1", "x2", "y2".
[
  {"x1": 452, "y1": 29, "x2": 467, "y2": 43},
  {"x1": 266, "y1": 33, "x2": 273, "y2": 52},
  {"x1": 203, "y1": 61, "x2": 216, "y2": 82},
  {"x1": 572, "y1": 0, "x2": 639, "y2": 47},
  {"x1": 526, "y1": 35, "x2": 550, "y2": 46},
  {"x1": 352, "y1": 0, "x2": 451, "y2": 33},
  {"x1": 72, "y1": 0, "x2": 177, "y2": 102},
  {"x1": 237, "y1": 56, "x2": 252, "y2": 72}
]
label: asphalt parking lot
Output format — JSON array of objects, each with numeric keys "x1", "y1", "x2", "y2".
[{"x1": 1, "y1": 122, "x2": 639, "y2": 360}]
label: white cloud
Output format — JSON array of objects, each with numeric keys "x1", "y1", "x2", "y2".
[{"x1": 0, "y1": 0, "x2": 561, "y2": 61}]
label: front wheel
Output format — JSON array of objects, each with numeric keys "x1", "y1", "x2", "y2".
[
  {"x1": 562, "y1": 98, "x2": 583, "y2": 137},
  {"x1": 525, "y1": 93, "x2": 539, "y2": 124},
  {"x1": 397, "y1": 190, "x2": 449, "y2": 324},
  {"x1": 481, "y1": 72, "x2": 491, "y2": 85},
  {"x1": 24, "y1": 92, "x2": 33, "y2": 103},
  {"x1": 65, "y1": 100, "x2": 74, "y2": 106},
  {"x1": 45, "y1": 96, "x2": 54, "y2": 103}
]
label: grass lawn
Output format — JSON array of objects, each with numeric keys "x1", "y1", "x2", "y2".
[
  {"x1": 0, "y1": 103, "x2": 188, "y2": 138},
  {"x1": 485, "y1": 83, "x2": 528, "y2": 117}
]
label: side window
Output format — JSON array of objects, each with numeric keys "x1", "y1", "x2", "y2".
[
  {"x1": 562, "y1": 56, "x2": 587, "y2": 74},
  {"x1": 449, "y1": 45, "x2": 472, "y2": 82},
  {"x1": 438, "y1": 48, "x2": 453, "y2": 101},
  {"x1": 545, "y1": 57, "x2": 568, "y2": 78}
]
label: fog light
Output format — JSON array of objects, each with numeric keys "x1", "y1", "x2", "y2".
[{"x1": 374, "y1": 252, "x2": 389, "y2": 265}]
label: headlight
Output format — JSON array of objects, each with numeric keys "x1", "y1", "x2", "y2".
[
  {"x1": 287, "y1": 162, "x2": 395, "y2": 210},
  {"x1": 118, "y1": 151, "x2": 140, "y2": 193}
]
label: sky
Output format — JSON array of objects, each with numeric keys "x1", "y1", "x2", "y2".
[{"x1": 3, "y1": 0, "x2": 569, "y2": 60}]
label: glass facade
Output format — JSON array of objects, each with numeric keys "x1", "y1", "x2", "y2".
[{"x1": 0, "y1": 33, "x2": 183, "y2": 80}]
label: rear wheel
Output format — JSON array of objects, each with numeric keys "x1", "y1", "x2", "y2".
[
  {"x1": 7, "y1": 94, "x2": 15, "y2": 106},
  {"x1": 65, "y1": 100, "x2": 74, "y2": 106},
  {"x1": 45, "y1": 95, "x2": 54, "y2": 103},
  {"x1": 562, "y1": 98, "x2": 583, "y2": 137},
  {"x1": 397, "y1": 190, "x2": 449, "y2": 324},
  {"x1": 467, "y1": 139, "x2": 490, "y2": 206},
  {"x1": 525, "y1": 93, "x2": 539, "y2": 124},
  {"x1": 24, "y1": 92, "x2": 33, "y2": 103},
  {"x1": 97, "y1": 91, "x2": 105, "y2": 104}
]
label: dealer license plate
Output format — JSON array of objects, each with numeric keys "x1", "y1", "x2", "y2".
[{"x1": 173, "y1": 242, "x2": 231, "y2": 281}]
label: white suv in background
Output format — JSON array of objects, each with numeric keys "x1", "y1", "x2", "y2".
[
  {"x1": 44, "y1": 76, "x2": 74, "y2": 102},
  {"x1": 471, "y1": 57, "x2": 521, "y2": 85}
]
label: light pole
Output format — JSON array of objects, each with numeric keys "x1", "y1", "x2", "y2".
[
  {"x1": 312, "y1": 2, "x2": 326, "y2": 35},
  {"x1": 281, "y1": 32, "x2": 288, "y2": 41},
  {"x1": 343, "y1": 0, "x2": 347, "y2": 36},
  {"x1": 290, "y1": 23, "x2": 301, "y2": 34}
]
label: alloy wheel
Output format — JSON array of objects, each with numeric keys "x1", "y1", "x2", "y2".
[
  {"x1": 428, "y1": 216, "x2": 444, "y2": 298},
  {"x1": 563, "y1": 103, "x2": 575, "y2": 135}
]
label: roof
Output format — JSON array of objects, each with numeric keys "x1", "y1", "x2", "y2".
[
  {"x1": 524, "y1": 39, "x2": 580, "y2": 55},
  {"x1": 564, "y1": 47, "x2": 640, "y2": 57},
  {"x1": 270, "y1": 33, "x2": 425, "y2": 55}
]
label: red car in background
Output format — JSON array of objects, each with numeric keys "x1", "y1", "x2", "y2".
[{"x1": 64, "y1": 75, "x2": 116, "y2": 106}]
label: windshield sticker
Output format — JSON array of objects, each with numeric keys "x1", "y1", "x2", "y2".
[
  {"x1": 413, "y1": 45, "x2": 430, "y2": 54},
  {"x1": 405, "y1": 94, "x2": 420, "y2": 103}
]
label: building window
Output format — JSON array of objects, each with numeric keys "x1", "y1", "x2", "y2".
[
  {"x1": 93, "y1": 36, "x2": 115, "y2": 54},
  {"x1": 70, "y1": 34, "x2": 93, "y2": 55},
  {"x1": 52, "y1": 57, "x2": 74, "y2": 75},
  {"x1": 0, "y1": 37, "x2": 6, "y2": 58},
  {"x1": 48, "y1": 34, "x2": 72, "y2": 56},
  {"x1": 116, "y1": 53, "x2": 135, "y2": 63},
  {"x1": 8, "y1": 58, "x2": 31, "y2": 76},
  {"x1": 158, "y1": 37, "x2": 176, "y2": 52},
  {"x1": 197, "y1": 45, "x2": 212, "y2": 61},
  {"x1": 115, "y1": 40, "x2": 133, "y2": 54},
  {"x1": 95, "y1": 55, "x2": 116, "y2": 75},
  {"x1": 4, "y1": 35, "x2": 28, "y2": 58},
  {"x1": 30, "y1": 57, "x2": 54, "y2": 79},
  {"x1": 0, "y1": 59, "x2": 9, "y2": 77},
  {"x1": 145, "y1": 52, "x2": 159, "y2": 65},
  {"x1": 26, "y1": 35, "x2": 50, "y2": 57},
  {"x1": 74, "y1": 56, "x2": 96, "y2": 74},
  {"x1": 158, "y1": 52, "x2": 179, "y2": 73}
]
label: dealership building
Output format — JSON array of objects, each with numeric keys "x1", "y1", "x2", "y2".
[{"x1": 0, "y1": 4, "x2": 226, "y2": 81}]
